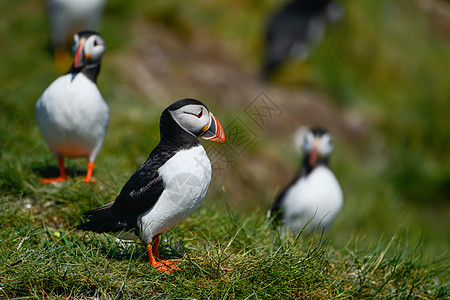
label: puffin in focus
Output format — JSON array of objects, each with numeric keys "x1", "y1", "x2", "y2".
[
  {"x1": 47, "y1": 0, "x2": 106, "y2": 70},
  {"x1": 77, "y1": 99, "x2": 225, "y2": 272},
  {"x1": 262, "y1": 0, "x2": 343, "y2": 79},
  {"x1": 36, "y1": 31, "x2": 109, "y2": 183},
  {"x1": 271, "y1": 127, "x2": 343, "y2": 236}
]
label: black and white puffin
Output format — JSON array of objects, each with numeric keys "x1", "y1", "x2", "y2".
[
  {"x1": 36, "y1": 31, "x2": 109, "y2": 183},
  {"x1": 262, "y1": 0, "x2": 343, "y2": 79},
  {"x1": 77, "y1": 98, "x2": 225, "y2": 272},
  {"x1": 271, "y1": 127, "x2": 343, "y2": 236},
  {"x1": 47, "y1": 0, "x2": 106, "y2": 70}
]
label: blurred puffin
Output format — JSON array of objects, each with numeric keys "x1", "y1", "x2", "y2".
[
  {"x1": 262, "y1": 0, "x2": 343, "y2": 79},
  {"x1": 47, "y1": 0, "x2": 106, "y2": 70},
  {"x1": 77, "y1": 98, "x2": 225, "y2": 272},
  {"x1": 271, "y1": 127, "x2": 343, "y2": 236},
  {"x1": 36, "y1": 31, "x2": 109, "y2": 183}
]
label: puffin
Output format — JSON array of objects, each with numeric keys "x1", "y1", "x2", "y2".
[
  {"x1": 271, "y1": 127, "x2": 343, "y2": 236},
  {"x1": 47, "y1": 0, "x2": 106, "y2": 70},
  {"x1": 77, "y1": 98, "x2": 225, "y2": 272},
  {"x1": 262, "y1": 0, "x2": 343, "y2": 79},
  {"x1": 36, "y1": 31, "x2": 109, "y2": 183}
]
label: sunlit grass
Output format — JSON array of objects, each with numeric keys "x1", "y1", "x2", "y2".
[{"x1": 1, "y1": 197, "x2": 448, "y2": 298}]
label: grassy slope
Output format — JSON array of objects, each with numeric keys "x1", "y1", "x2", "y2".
[{"x1": 0, "y1": 0, "x2": 449, "y2": 298}]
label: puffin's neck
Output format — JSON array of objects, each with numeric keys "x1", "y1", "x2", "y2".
[
  {"x1": 299, "y1": 154, "x2": 330, "y2": 177},
  {"x1": 69, "y1": 63, "x2": 101, "y2": 83},
  {"x1": 159, "y1": 109, "x2": 201, "y2": 150}
]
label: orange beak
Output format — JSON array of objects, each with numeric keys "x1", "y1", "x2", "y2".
[
  {"x1": 201, "y1": 113, "x2": 225, "y2": 143},
  {"x1": 309, "y1": 139, "x2": 319, "y2": 166},
  {"x1": 73, "y1": 40, "x2": 84, "y2": 68}
]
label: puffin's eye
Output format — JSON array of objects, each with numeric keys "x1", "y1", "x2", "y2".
[
  {"x1": 196, "y1": 110, "x2": 203, "y2": 118},
  {"x1": 94, "y1": 39, "x2": 98, "y2": 46}
]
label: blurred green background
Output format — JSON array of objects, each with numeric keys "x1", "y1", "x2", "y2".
[{"x1": 0, "y1": 0, "x2": 449, "y2": 258}]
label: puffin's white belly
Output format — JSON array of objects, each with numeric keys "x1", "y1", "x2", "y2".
[
  {"x1": 282, "y1": 166, "x2": 343, "y2": 235},
  {"x1": 138, "y1": 146, "x2": 212, "y2": 244},
  {"x1": 36, "y1": 73, "x2": 109, "y2": 161}
]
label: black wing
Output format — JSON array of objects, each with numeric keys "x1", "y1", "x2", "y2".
[
  {"x1": 270, "y1": 165, "x2": 307, "y2": 224},
  {"x1": 110, "y1": 159, "x2": 164, "y2": 217},
  {"x1": 111, "y1": 142, "x2": 182, "y2": 218},
  {"x1": 78, "y1": 143, "x2": 176, "y2": 233}
]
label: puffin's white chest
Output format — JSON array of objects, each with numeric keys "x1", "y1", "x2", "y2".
[
  {"x1": 138, "y1": 145, "x2": 212, "y2": 243},
  {"x1": 282, "y1": 166, "x2": 343, "y2": 235},
  {"x1": 35, "y1": 73, "x2": 109, "y2": 160}
]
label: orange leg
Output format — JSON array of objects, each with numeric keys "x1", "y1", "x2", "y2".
[
  {"x1": 40, "y1": 157, "x2": 68, "y2": 183},
  {"x1": 146, "y1": 235, "x2": 180, "y2": 272},
  {"x1": 82, "y1": 161, "x2": 95, "y2": 183},
  {"x1": 152, "y1": 234, "x2": 161, "y2": 260}
]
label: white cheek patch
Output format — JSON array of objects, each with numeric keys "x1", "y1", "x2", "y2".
[
  {"x1": 319, "y1": 134, "x2": 333, "y2": 157},
  {"x1": 169, "y1": 107, "x2": 209, "y2": 137},
  {"x1": 302, "y1": 132, "x2": 315, "y2": 152},
  {"x1": 85, "y1": 36, "x2": 105, "y2": 62},
  {"x1": 169, "y1": 110, "x2": 195, "y2": 136}
]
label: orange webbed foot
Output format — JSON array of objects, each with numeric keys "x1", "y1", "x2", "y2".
[
  {"x1": 40, "y1": 176, "x2": 68, "y2": 183},
  {"x1": 147, "y1": 241, "x2": 181, "y2": 273},
  {"x1": 82, "y1": 177, "x2": 96, "y2": 183},
  {"x1": 41, "y1": 157, "x2": 67, "y2": 183},
  {"x1": 152, "y1": 259, "x2": 181, "y2": 273}
]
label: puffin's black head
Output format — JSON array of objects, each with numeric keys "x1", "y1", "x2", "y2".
[
  {"x1": 72, "y1": 31, "x2": 105, "y2": 69},
  {"x1": 291, "y1": 0, "x2": 333, "y2": 11},
  {"x1": 160, "y1": 98, "x2": 225, "y2": 145},
  {"x1": 302, "y1": 127, "x2": 333, "y2": 167}
]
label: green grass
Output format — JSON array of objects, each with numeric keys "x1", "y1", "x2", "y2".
[
  {"x1": 1, "y1": 200, "x2": 448, "y2": 298},
  {"x1": 0, "y1": 0, "x2": 449, "y2": 298}
]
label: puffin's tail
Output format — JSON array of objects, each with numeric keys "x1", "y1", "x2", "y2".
[
  {"x1": 82, "y1": 202, "x2": 114, "y2": 217},
  {"x1": 77, "y1": 202, "x2": 134, "y2": 233}
]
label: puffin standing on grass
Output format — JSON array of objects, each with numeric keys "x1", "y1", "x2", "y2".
[
  {"x1": 271, "y1": 127, "x2": 343, "y2": 236},
  {"x1": 36, "y1": 31, "x2": 109, "y2": 183},
  {"x1": 77, "y1": 99, "x2": 225, "y2": 272}
]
